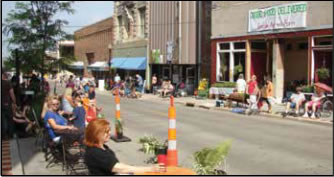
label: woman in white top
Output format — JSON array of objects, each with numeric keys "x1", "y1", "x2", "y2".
[
  {"x1": 236, "y1": 74, "x2": 247, "y2": 93},
  {"x1": 62, "y1": 88, "x2": 75, "y2": 114}
]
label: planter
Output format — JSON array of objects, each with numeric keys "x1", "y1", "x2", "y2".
[{"x1": 117, "y1": 132, "x2": 123, "y2": 139}]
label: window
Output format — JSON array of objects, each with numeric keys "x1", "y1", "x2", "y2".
[
  {"x1": 139, "y1": 7, "x2": 146, "y2": 38},
  {"x1": 86, "y1": 53, "x2": 95, "y2": 65},
  {"x1": 234, "y1": 42, "x2": 245, "y2": 49},
  {"x1": 314, "y1": 36, "x2": 332, "y2": 47},
  {"x1": 217, "y1": 41, "x2": 246, "y2": 82},
  {"x1": 219, "y1": 43, "x2": 230, "y2": 50},
  {"x1": 117, "y1": 16, "x2": 123, "y2": 40},
  {"x1": 218, "y1": 53, "x2": 230, "y2": 81}
]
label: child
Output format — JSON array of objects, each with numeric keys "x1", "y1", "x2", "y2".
[
  {"x1": 70, "y1": 93, "x2": 86, "y2": 132},
  {"x1": 247, "y1": 85, "x2": 261, "y2": 115}
]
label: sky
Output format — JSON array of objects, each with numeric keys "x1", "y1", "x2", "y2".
[{"x1": 2, "y1": 1, "x2": 114, "y2": 58}]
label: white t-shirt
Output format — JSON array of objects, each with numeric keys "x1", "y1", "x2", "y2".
[
  {"x1": 236, "y1": 79, "x2": 247, "y2": 93},
  {"x1": 290, "y1": 93, "x2": 305, "y2": 103},
  {"x1": 114, "y1": 75, "x2": 121, "y2": 83}
]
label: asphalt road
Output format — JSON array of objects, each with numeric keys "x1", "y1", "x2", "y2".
[{"x1": 53, "y1": 81, "x2": 333, "y2": 175}]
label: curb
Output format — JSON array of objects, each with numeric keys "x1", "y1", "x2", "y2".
[{"x1": 183, "y1": 101, "x2": 332, "y2": 126}]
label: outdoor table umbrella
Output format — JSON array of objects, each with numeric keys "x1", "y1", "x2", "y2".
[{"x1": 314, "y1": 82, "x2": 332, "y2": 93}]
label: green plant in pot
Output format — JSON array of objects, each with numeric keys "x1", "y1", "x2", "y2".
[
  {"x1": 317, "y1": 67, "x2": 330, "y2": 82},
  {"x1": 115, "y1": 119, "x2": 123, "y2": 138},
  {"x1": 138, "y1": 135, "x2": 168, "y2": 164},
  {"x1": 192, "y1": 140, "x2": 232, "y2": 175}
]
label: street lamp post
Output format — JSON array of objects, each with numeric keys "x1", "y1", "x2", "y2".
[{"x1": 108, "y1": 44, "x2": 112, "y2": 89}]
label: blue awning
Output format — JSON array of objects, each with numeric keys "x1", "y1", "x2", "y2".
[{"x1": 110, "y1": 57, "x2": 147, "y2": 70}]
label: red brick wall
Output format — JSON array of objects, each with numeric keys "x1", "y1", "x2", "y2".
[{"x1": 74, "y1": 17, "x2": 114, "y2": 68}]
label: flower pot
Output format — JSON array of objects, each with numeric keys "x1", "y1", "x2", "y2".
[{"x1": 117, "y1": 132, "x2": 123, "y2": 139}]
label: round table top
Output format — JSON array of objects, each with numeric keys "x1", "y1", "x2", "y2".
[{"x1": 135, "y1": 166, "x2": 196, "y2": 175}]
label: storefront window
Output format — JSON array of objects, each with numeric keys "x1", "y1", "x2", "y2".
[
  {"x1": 219, "y1": 43, "x2": 230, "y2": 50},
  {"x1": 233, "y1": 52, "x2": 246, "y2": 81},
  {"x1": 218, "y1": 52, "x2": 230, "y2": 81},
  {"x1": 217, "y1": 41, "x2": 246, "y2": 82},
  {"x1": 312, "y1": 36, "x2": 333, "y2": 86},
  {"x1": 234, "y1": 42, "x2": 246, "y2": 50}
]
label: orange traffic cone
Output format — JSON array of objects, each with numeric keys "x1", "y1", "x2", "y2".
[{"x1": 167, "y1": 96, "x2": 178, "y2": 166}]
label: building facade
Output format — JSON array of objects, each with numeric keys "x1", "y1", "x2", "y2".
[
  {"x1": 74, "y1": 17, "x2": 113, "y2": 78},
  {"x1": 211, "y1": 1, "x2": 333, "y2": 100},
  {"x1": 148, "y1": 1, "x2": 211, "y2": 93},
  {"x1": 112, "y1": 1, "x2": 149, "y2": 83}
]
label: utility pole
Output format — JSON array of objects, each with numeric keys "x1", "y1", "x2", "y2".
[{"x1": 15, "y1": 49, "x2": 21, "y2": 106}]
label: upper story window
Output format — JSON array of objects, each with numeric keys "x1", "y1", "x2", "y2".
[{"x1": 139, "y1": 7, "x2": 146, "y2": 38}]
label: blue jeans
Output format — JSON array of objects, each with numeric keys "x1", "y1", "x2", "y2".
[{"x1": 136, "y1": 85, "x2": 143, "y2": 92}]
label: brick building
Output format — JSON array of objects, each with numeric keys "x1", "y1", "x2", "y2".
[
  {"x1": 211, "y1": 1, "x2": 333, "y2": 101},
  {"x1": 74, "y1": 17, "x2": 113, "y2": 78}
]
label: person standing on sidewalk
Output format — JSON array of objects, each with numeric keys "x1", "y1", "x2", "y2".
[
  {"x1": 258, "y1": 76, "x2": 274, "y2": 113},
  {"x1": 2, "y1": 69, "x2": 17, "y2": 140}
]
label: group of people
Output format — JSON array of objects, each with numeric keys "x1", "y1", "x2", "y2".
[
  {"x1": 152, "y1": 74, "x2": 186, "y2": 98},
  {"x1": 283, "y1": 85, "x2": 326, "y2": 118},
  {"x1": 234, "y1": 74, "x2": 274, "y2": 113},
  {"x1": 44, "y1": 74, "x2": 164, "y2": 175},
  {"x1": 109, "y1": 73, "x2": 144, "y2": 98},
  {"x1": 234, "y1": 73, "x2": 327, "y2": 118}
]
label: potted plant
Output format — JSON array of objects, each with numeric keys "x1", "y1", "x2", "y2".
[
  {"x1": 115, "y1": 119, "x2": 123, "y2": 139},
  {"x1": 192, "y1": 140, "x2": 232, "y2": 175},
  {"x1": 138, "y1": 135, "x2": 168, "y2": 164},
  {"x1": 317, "y1": 67, "x2": 330, "y2": 82}
]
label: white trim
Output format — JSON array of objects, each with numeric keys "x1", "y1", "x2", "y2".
[
  {"x1": 169, "y1": 119, "x2": 176, "y2": 129},
  {"x1": 168, "y1": 140, "x2": 177, "y2": 150},
  {"x1": 216, "y1": 41, "x2": 247, "y2": 82},
  {"x1": 116, "y1": 104, "x2": 120, "y2": 111}
]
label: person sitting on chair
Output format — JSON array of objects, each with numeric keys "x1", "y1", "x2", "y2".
[
  {"x1": 13, "y1": 104, "x2": 36, "y2": 135},
  {"x1": 302, "y1": 85, "x2": 325, "y2": 119},
  {"x1": 44, "y1": 96, "x2": 79, "y2": 143},
  {"x1": 283, "y1": 87, "x2": 305, "y2": 117},
  {"x1": 84, "y1": 119, "x2": 164, "y2": 175}
]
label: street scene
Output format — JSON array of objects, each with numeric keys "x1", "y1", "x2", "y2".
[{"x1": 2, "y1": 1, "x2": 333, "y2": 176}]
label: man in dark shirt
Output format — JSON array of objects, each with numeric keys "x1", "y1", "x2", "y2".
[{"x1": 2, "y1": 69, "x2": 17, "y2": 140}]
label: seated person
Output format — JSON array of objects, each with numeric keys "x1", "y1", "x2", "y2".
[
  {"x1": 158, "y1": 80, "x2": 169, "y2": 97},
  {"x1": 69, "y1": 93, "x2": 86, "y2": 132},
  {"x1": 84, "y1": 119, "x2": 163, "y2": 175},
  {"x1": 160, "y1": 80, "x2": 174, "y2": 97},
  {"x1": 62, "y1": 88, "x2": 75, "y2": 116},
  {"x1": 302, "y1": 85, "x2": 326, "y2": 118},
  {"x1": 44, "y1": 96, "x2": 80, "y2": 143},
  {"x1": 284, "y1": 87, "x2": 305, "y2": 117},
  {"x1": 13, "y1": 105, "x2": 36, "y2": 135}
]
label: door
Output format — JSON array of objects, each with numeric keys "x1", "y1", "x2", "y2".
[
  {"x1": 251, "y1": 52, "x2": 267, "y2": 85},
  {"x1": 186, "y1": 67, "x2": 195, "y2": 95}
]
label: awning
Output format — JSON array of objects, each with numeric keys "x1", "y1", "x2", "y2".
[
  {"x1": 69, "y1": 61, "x2": 84, "y2": 69},
  {"x1": 87, "y1": 61, "x2": 109, "y2": 71},
  {"x1": 110, "y1": 57, "x2": 147, "y2": 70}
]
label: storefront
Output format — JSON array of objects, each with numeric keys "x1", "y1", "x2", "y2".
[{"x1": 211, "y1": 2, "x2": 333, "y2": 100}]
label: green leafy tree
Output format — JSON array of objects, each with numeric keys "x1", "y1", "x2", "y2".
[{"x1": 2, "y1": 1, "x2": 75, "y2": 75}]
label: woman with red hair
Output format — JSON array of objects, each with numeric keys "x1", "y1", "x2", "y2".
[{"x1": 84, "y1": 119, "x2": 163, "y2": 175}]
